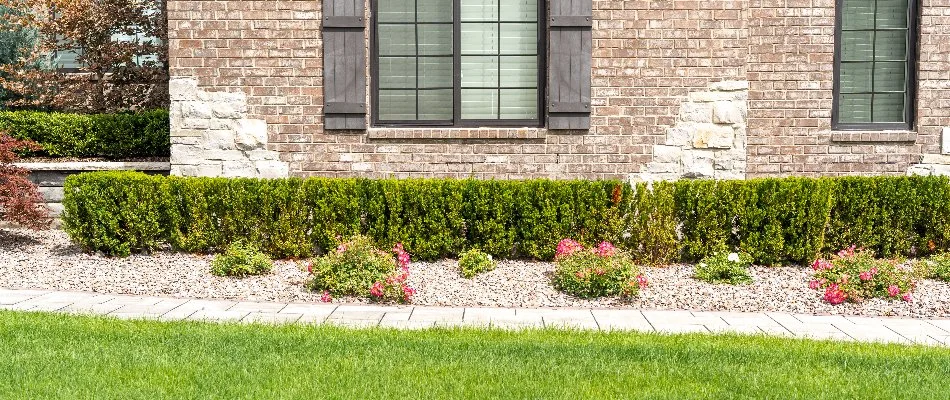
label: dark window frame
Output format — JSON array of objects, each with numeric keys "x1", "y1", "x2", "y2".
[
  {"x1": 370, "y1": 0, "x2": 546, "y2": 128},
  {"x1": 832, "y1": 0, "x2": 918, "y2": 131}
]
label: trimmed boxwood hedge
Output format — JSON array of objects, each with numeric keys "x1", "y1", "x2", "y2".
[
  {"x1": 62, "y1": 172, "x2": 950, "y2": 263},
  {"x1": 0, "y1": 109, "x2": 169, "y2": 158}
]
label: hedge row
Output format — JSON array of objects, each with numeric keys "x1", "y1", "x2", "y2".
[
  {"x1": 0, "y1": 109, "x2": 169, "y2": 158},
  {"x1": 62, "y1": 172, "x2": 950, "y2": 264}
]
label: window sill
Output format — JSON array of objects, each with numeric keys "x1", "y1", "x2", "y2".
[
  {"x1": 829, "y1": 130, "x2": 916, "y2": 143},
  {"x1": 367, "y1": 127, "x2": 547, "y2": 140}
]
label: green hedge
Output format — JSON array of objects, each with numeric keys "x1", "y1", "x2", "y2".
[
  {"x1": 0, "y1": 109, "x2": 169, "y2": 158},
  {"x1": 62, "y1": 172, "x2": 950, "y2": 263}
]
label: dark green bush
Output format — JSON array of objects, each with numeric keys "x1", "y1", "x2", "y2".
[
  {"x1": 62, "y1": 171, "x2": 167, "y2": 257},
  {"x1": 210, "y1": 241, "x2": 273, "y2": 277},
  {"x1": 61, "y1": 172, "x2": 950, "y2": 264},
  {"x1": 0, "y1": 109, "x2": 169, "y2": 158}
]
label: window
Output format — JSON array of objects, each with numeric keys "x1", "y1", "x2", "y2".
[
  {"x1": 372, "y1": 0, "x2": 543, "y2": 127},
  {"x1": 833, "y1": 0, "x2": 916, "y2": 130}
]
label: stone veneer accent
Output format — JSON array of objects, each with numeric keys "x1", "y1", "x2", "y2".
[
  {"x1": 169, "y1": 77, "x2": 288, "y2": 178},
  {"x1": 637, "y1": 81, "x2": 747, "y2": 181}
]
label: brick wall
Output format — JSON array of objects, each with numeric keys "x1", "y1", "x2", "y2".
[{"x1": 167, "y1": 0, "x2": 950, "y2": 180}]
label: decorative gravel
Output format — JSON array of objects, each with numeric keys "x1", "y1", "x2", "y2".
[{"x1": 3, "y1": 228, "x2": 949, "y2": 318}]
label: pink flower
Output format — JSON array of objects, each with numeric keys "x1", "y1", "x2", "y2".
[
  {"x1": 307, "y1": 263, "x2": 313, "y2": 274},
  {"x1": 397, "y1": 252, "x2": 411, "y2": 269},
  {"x1": 320, "y1": 291, "x2": 333, "y2": 303},
  {"x1": 370, "y1": 281, "x2": 385, "y2": 297},
  {"x1": 837, "y1": 245, "x2": 857, "y2": 258},
  {"x1": 594, "y1": 268, "x2": 606, "y2": 276},
  {"x1": 870, "y1": 267, "x2": 879, "y2": 275},
  {"x1": 594, "y1": 241, "x2": 617, "y2": 258},
  {"x1": 811, "y1": 259, "x2": 832, "y2": 271},
  {"x1": 575, "y1": 270, "x2": 587, "y2": 279},
  {"x1": 823, "y1": 284, "x2": 847, "y2": 305},
  {"x1": 902, "y1": 293, "x2": 912, "y2": 303},
  {"x1": 555, "y1": 239, "x2": 584, "y2": 259},
  {"x1": 808, "y1": 280, "x2": 821, "y2": 290},
  {"x1": 336, "y1": 243, "x2": 347, "y2": 253},
  {"x1": 402, "y1": 285, "x2": 416, "y2": 302},
  {"x1": 636, "y1": 274, "x2": 648, "y2": 289},
  {"x1": 393, "y1": 243, "x2": 405, "y2": 254},
  {"x1": 887, "y1": 285, "x2": 900, "y2": 297},
  {"x1": 859, "y1": 271, "x2": 873, "y2": 281}
]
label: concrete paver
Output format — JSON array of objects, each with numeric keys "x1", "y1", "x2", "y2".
[{"x1": 1, "y1": 288, "x2": 948, "y2": 346}]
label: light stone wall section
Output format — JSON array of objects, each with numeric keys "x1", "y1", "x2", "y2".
[
  {"x1": 169, "y1": 77, "x2": 289, "y2": 178},
  {"x1": 636, "y1": 81, "x2": 748, "y2": 181}
]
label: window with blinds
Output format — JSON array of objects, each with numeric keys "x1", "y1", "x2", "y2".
[
  {"x1": 373, "y1": 0, "x2": 542, "y2": 126},
  {"x1": 834, "y1": 0, "x2": 916, "y2": 130}
]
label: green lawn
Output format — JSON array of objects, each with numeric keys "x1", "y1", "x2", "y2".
[{"x1": 1, "y1": 311, "x2": 948, "y2": 399}]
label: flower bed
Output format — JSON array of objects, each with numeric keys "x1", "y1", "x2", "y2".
[{"x1": 809, "y1": 247, "x2": 918, "y2": 304}]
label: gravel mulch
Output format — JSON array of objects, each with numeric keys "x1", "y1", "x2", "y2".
[{"x1": 2, "y1": 228, "x2": 949, "y2": 318}]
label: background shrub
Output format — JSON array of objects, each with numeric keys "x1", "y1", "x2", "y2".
[
  {"x1": 693, "y1": 252, "x2": 753, "y2": 285},
  {"x1": 0, "y1": 109, "x2": 169, "y2": 158},
  {"x1": 919, "y1": 253, "x2": 950, "y2": 282},
  {"x1": 210, "y1": 241, "x2": 273, "y2": 277},
  {"x1": 61, "y1": 172, "x2": 950, "y2": 264},
  {"x1": 458, "y1": 249, "x2": 496, "y2": 279}
]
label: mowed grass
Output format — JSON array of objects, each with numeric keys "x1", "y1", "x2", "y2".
[{"x1": 1, "y1": 311, "x2": 949, "y2": 399}]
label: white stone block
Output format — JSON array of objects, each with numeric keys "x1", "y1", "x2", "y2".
[
  {"x1": 256, "y1": 161, "x2": 289, "y2": 179},
  {"x1": 247, "y1": 149, "x2": 279, "y2": 161},
  {"x1": 665, "y1": 127, "x2": 691, "y2": 147},
  {"x1": 682, "y1": 151, "x2": 715, "y2": 178},
  {"x1": 712, "y1": 101, "x2": 745, "y2": 124},
  {"x1": 181, "y1": 101, "x2": 212, "y2": 119},
  {"x1": 234, "y1": 119, "x2": 268, "y2": 150},
  {"x1": 652, "y1": 145, "x2": 683, "y2": 164},
  {"x1": 205, "y1": 150, "x2": 247, "y2": 162},
  {"x1": 221, "y1": 160, "x2": 257, "y2": 177},
  {"x1": 211, "y1": 100, "x2": 246, "y2": 119},
  {"x1": 181, "y1": 118, "x2": 210, "y2": 130},
  {"x1": 201, "y1": 130, "x2": 235, "y2": 150},
  {"x1": 169, "y1": 78, "x2": 198, "y2": 101},
  {"x1": 942, "y1": 127, "x2": 950, "y2": 155},
  {"x1": 692, "y1": 124, "x2": 735, "y2": 149},
  {"x1": 678, "y1": 102, "x2": 711, "y2": 123},
  {"x1": 210, "y1": 118, "x2": 236, "y2": 130}
]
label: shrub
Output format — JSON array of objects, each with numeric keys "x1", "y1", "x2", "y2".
[
  {"x1": 0, "y1": 109, "x2": 170, "y2": 158},
  {"x1": 458, "y1": 249, "x2": 496, "y2": 279},
  {"x1": 62, "y1": 171, "x2": 166, "y2": 256},
  {"x1": 0, "y1": 133, "x2": 49, "y2": 228},
  {"x1": 809, "y1": 247, "x2": 917, "y2": 304},
  {"x1": 61, "y1": 172, "x2": 950, "y2": 264},
  {"x1": 693, "y1": 252, "x2": 754, "y2": 285},
  {"x1": 305, "y1": 236, "x2": 415, "y2": 303},
  {"x1": 918, "y1": 253, "x2": 950, "y2": 282},
  {"x1": 210, "y1": 241, "x2": 273, "y2": 277},
  {"x1": 552, "y1": 239, "x2": 647, "y2": 299}
]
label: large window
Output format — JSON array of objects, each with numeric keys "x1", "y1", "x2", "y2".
[
  {"x1": 372, "y1": 0, "x2": 543, "y2": 127},
  {"x1": 833, "y1": 0, "x2": 916, "y2": 130}
]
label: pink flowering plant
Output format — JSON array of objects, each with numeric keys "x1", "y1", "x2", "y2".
[
  {"x1": 552, "y1": 239, "x2": 647, "y2": 299},
  {"x1": 809, "y1": 246, "x2": 918, "y2": 304},
  {"x1": 305, "y1": 235, "x2": 416, "y2": 303}
]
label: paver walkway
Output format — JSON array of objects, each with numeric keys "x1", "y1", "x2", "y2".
[{"x1": 3, "y1": 288, "x2": 949, "y2": 346}]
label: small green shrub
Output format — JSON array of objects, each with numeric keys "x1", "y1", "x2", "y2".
[
  {"x1": 810, "y1": 247, "x2": 917, "y2": 304},
  {"x1": 458, "y1": 249, "x2": 496, "y2": 279},
  {"x1": 552, "y1": 239, "x2": 646, "y2": 298},
  {"x1": 693, "y1": 252, "x2": 754, "y2": 285},
  {"x1": 0, "y1": 109, "x2": 169, "y2": 158},
  {"x1": 918, "y1": 253, "x2": 950, "y2": 282},
  {"x1": 210, "y1": 241, "x2": 273, "y2": 277},
  {"x1": 305, "y1": 235, "x2": 403, "y2": 297}
]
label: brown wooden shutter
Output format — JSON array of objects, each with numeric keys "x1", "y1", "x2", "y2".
[
  {"x1": 547, "y1": 0, "x2": 592, "y2": 130},
  {"x1": 323, "y1": 0, "x2": 367, "y2": 130}
]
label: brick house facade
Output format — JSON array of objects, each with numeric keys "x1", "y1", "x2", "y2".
[{"x1": 166, "y1": 0, "x2": 950, "y2": 181}]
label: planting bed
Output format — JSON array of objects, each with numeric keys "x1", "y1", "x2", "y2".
[{"x1": 2, "y1": 228, "x2": 949, "y2": 318}]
